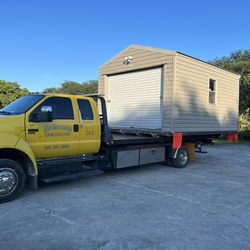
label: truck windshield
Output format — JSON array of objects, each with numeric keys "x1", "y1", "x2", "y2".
[{"x1": 0, "y1": 95, "x2": 45, "y2": 115}]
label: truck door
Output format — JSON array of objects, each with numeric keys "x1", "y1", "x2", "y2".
[
  {"x1": 77, "y1": 98, "x2": 101, "y2": 154},
  {"x1": 26, "y1": 96, "x2": 79, "y2": 158}
]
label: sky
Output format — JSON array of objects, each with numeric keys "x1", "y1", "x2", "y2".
[{"x1": 0, "y1": 0, "x2": 249, "y2": 92}]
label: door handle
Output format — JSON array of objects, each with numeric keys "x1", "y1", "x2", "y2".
[
  {"x1": 28, "y1": 129, "x2": 39, "y2": 134},
  {"x1": 73, "y1": 124, "x2": 79, "y2": 132}
]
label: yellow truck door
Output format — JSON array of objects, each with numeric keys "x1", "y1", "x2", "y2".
[
  {"x1": 26, "y1": 96, "x2": 79, "y2": 158},
  {"x1": 76, "y1": 98, "x2": 101, "y2": 154}
]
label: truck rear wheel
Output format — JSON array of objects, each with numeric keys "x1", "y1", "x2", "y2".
[
  {"x1": 0, "y1": 159, "x2": 26, "y2": 203},
  {"x1": 166, "y1": 148, "x2": 189, "y2": 168}
]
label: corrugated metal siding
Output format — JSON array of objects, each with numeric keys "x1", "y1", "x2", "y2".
[
  {"x1": 163, "y1": 61, "x2": 174, "y2": 132},
  {"x1": 107, "y1": 68, "x2": 163, "y2": 129},
  {"x1": 99, "y1": 46, "x2": 174, "y2": 94},
  {"x1": 99, "y1": 45, "x2": 239, "y2": 134},
  {"x1": 99, "y1": 46, "x2": 175, "y2": 132},
  {"x1": 98, "y1": 74, "x2": 104, "y2": 95},
  {"x1": 100, "y1": 47, "x2": 174, "y2": 74},
  {"x1": 174, "y1": 54, "x2": 239, "y2": 132}
]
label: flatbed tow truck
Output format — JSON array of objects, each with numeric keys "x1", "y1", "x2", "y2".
[{"x1": 0, "y1": 94, "x2": 237, "y2": 203}]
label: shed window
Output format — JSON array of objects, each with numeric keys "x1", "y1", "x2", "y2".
[{"x1": 209, "y1": 79, "x2": 216, "y2": 104}]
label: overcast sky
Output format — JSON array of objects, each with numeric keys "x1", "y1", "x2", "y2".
[{"x1": 0, "y1": 0, "x2": 249, "y2": 92}]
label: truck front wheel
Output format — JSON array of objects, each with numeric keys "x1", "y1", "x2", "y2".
[
  {"x1": 166, "y1": 148, "x2": 189, "y2": 168},
  {"x1": 0, "y1": 159, "x2": 26, "y2": 203}
]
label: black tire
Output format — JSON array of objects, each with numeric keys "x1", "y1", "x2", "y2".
[
  {"x1": 0, "y1": 159, "x2": 26, "y2": 203},
  {"x1": 167, "y1": 147, "x2": 189, "y2": 168}
]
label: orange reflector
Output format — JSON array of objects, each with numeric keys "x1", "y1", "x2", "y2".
[
  {"x1": 173, "y1": 132, "x2": 183, "y2": 149},
  {"x1": 227, "y1": 132, "x2": 238, "y2": 142}
]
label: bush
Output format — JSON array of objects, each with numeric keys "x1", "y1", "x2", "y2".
[
  {"x1": 239, "y1": 109, "x2": 250, "y2": 131},
  {"x1": 238, "y1": 130, "x2": 250, "y2": 141},
  {"x1": 0, "y1": 80, "x2": 29, "y2": 108}
]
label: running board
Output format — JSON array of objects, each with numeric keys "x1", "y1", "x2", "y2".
[{"x1": 41, "y1": 169, "x2": 104, "y2": 183}]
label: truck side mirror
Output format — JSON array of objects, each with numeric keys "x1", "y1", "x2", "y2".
[
  {"x1": 41, "y1": 106, "x2": 52, "y2": 113},
  {"x1": 29, "y1": 106, "x2": 53, "y2": 122}
]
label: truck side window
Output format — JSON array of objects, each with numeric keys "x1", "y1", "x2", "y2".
[
  {"x1": 77, "y1": 99, "x2": 94, "y2": 120},
  {"x1": 33, "y1": 97, "x2": 74, "y2": 120}
]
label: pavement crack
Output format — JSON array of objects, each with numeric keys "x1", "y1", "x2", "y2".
[
  {"x1": 39, "y1": 208, "x2": 77, "y2": 226},
  {"x1": 225, "y1": 180, "x2": 244, "y2": 186},
  {"x1": 112, "y1": 180, "x2": 202, "y2": 205},
  {"x1": 231, "y1": 201, "x2": 250, "y2": 210},
  {"x1": 112, "y1": 180, "x2": 250, "y2": 211},
  {"x1": 24, "y1": 201, "x2": 78, "y2": 226}
]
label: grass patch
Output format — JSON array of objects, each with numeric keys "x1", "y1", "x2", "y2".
[{"x1": 214, "y1": 138, "x2": 250, "y2": 145}]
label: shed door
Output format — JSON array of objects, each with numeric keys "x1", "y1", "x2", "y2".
[{"x1": 107, "y1": 67, "x2": 163, "y2": 129}]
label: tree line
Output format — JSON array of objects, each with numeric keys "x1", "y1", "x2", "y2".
[
  {"x1": 0, "y1": 80, "x2": 98, "y2": 109},
  {"x1": 0, "y1": 50, "x2": 249, "y2": 130},
  {"x1": 210, "y1": 50, "x2": 250, "y2": 131},
  {"x1": 210, "y1": 50, "x2": 250, "y2": 115},
  {"x1": 43, "y1": 80, "x2": 98, "y2": 95}
]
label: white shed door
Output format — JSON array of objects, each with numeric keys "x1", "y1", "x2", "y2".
[{"x1": 107, "y1": 67, "x2": 163, "y2": 129}]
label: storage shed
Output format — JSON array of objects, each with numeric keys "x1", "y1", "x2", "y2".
[{"x1": 98, "y1": 45, "x2": 240, "y2": 134}]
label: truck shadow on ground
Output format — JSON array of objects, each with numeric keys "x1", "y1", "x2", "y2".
[{"x1": 27, "y1": 162, "x2": 194, "y2": 194}]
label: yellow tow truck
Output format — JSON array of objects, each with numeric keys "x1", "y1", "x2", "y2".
[{"x1": 0, "y1": 94, "x2": 222, "y2": 203}]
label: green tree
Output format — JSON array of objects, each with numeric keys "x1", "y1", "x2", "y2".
[
  {"x1": 81, "y1": 80, "x2": 98, "y2": 94},
  {"x1": 60, "y1": 81, "x2": 84, "y2": 94},
  {"x1": 211, "y1": 50, "x2": 250, "y2": 114},
  {"x1": 43, "y1": 80, "x2": 98, "y2": 95},
  {"x1": 43, "y1": 87, "x2": 59, "y2": 94},
  {"x1": 0, "y1": 80, "x2": 29, "y2": 108}
]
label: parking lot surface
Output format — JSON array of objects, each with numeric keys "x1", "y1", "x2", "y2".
[{"x1": 0, "y1": 143, "x2": 250, "y2": 250}]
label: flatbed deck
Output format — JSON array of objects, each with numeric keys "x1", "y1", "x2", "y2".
[
  {"x1": 102, "y1": 129, "x2": 221, "y2": 149},
  {"x1": 110, "y1": 133, "x2": 169, "y2": 146}
]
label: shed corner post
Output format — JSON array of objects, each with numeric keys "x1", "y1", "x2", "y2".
[
  {"x1": 162, "y1": 64, "x2": 167, "y2": 130},
  {"x1": 171, "y1": 54, "x2": 177, "y2": 133},
  {"x1": 103, "y1": 74, "x2": 108, "y2": 100}
]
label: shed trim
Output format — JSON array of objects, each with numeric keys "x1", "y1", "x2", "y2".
[
  {"x1": 100, "y1": 44, "x2": 241, "y2": 78},
  {"x1": 177, "y1": 52, "x2": 240, "y2": 78},
  {"x1": 171, "y1": 55, "x2": 177, "y2": 133},
  {"x1": 99, "y1": 45, "x2": 176, "y2": 70},
  {"x1": 104, "y1": 65, "x2": 165, "y2": 77}
]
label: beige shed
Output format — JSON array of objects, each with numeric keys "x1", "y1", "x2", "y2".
[{"x1": 98, "y1": 45, "x2": 240, "y2": 134}]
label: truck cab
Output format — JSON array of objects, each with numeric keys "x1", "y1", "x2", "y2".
[
  {"x1": 0, "y1": 94, "x2": 102, "y2": 202},
  {"x1": 26, "y1": 94, "x2": 101, "y2": 158}
]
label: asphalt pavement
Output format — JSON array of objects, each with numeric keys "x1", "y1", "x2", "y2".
[{"x1": 0, "y1": 142, "x2": 250, "y2": 250}]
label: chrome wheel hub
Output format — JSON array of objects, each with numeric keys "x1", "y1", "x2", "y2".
[
  {"x1": 179, "y1": 151, "x2": 188, "y2": 165},
  {"x1": 0, "y1": 168, "x2": 18, "y2": 196}
]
